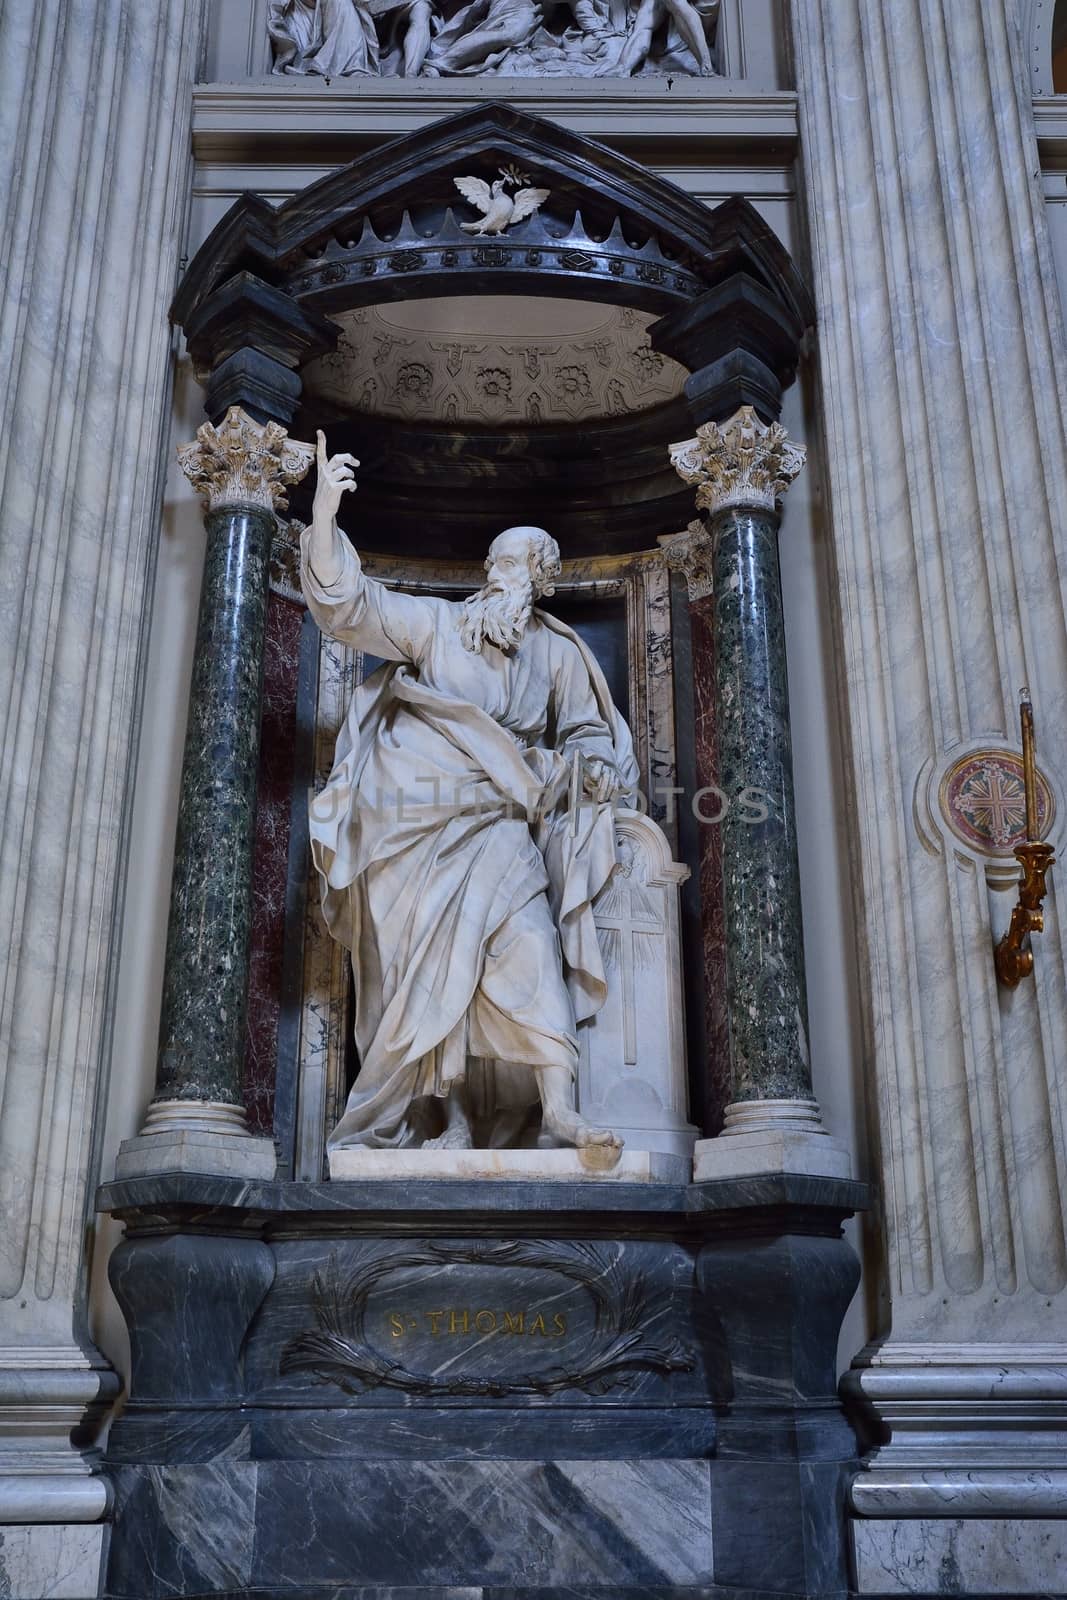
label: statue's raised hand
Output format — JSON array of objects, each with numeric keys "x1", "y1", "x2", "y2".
[{"x1": 312, "y1": 430, "x2": 359, "y2": 526}]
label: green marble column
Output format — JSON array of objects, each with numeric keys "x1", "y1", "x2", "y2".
[
  {"x1": 709, "y1": 499, "x2": 810, "y2": 1103},
  {"x1": 154, "y1": 499, "x2": 276, "y2": 1106},
  {"x1": 671, "y1": 408, "x2": 850, "y2": 1177},
  {"x1": 116, "y1": 408, "x2": 313, "y2": 1178}
]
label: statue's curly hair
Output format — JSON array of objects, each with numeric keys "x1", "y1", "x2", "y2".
[{"x1": 486, "y1": 526, "x2": 561, "y2": 598}]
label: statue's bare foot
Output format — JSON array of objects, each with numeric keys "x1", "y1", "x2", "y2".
[
  {"x1": 423, "y1": 1123, "x2": 474, "y2": 1151},
  {"x1": 541, "y1": 1107, "x2": 623, "y2": 1152}
]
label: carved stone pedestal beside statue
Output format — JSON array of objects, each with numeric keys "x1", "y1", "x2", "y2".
[{"x1": 96, "y1": 1170, "x2": 867, "y2": 1600}]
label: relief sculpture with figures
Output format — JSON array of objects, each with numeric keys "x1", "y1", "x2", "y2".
[{"x1": 269, "y1": 0, "x2": 720, "y2": 77}]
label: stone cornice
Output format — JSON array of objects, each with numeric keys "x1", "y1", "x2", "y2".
[{"x1": 190, "y1": 81, "x2": 799, "y2": 164}]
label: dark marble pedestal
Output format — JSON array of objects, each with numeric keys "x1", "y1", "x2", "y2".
[{"x1": 96, "y1": 1174, "x2": 868, "y2": 1600}]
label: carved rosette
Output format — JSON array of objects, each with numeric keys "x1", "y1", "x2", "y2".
[
  {"x1": 659, "y1": 519, "x2": 715, "y2": 602},
  {"x1": 177, "y1": 406, "x2": 315, "y2": 514},
  {"x1": 670, "y1": 405, "x2": 806, "y2": 516}
]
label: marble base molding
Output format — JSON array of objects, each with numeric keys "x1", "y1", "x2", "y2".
[
  {"x1": 97, "y1": 1172, "x2": 866, "y2": 1599},
  {"x1": 694, "y1": 1098, "x2": 852, "y2": 1181},
  {"x1": 845, "y1": 1343, "x2": 1067, "y2": 1520},
  {"x1": 114, "y1": 1100, "x2": 276, "y2": 1180},
  {"x1": 0, "y1": 1355, "x2": 118, "y2": 1523}
]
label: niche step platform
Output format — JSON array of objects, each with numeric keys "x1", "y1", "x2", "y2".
[
  {"x1": 97, "y1": 1172, "x2": 868, "y2": 1600},
  {"x1": 327, "y1": 1146, "x2": 691, "y2": 1181}
]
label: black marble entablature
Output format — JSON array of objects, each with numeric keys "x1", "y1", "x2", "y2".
[{"x1": 98, "y1": 1172, "x2": 870, "y2": 1230}]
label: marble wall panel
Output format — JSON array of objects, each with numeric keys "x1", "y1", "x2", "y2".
[
  {"x1": 293, "y1": 629, "x2": 364, "y2": 1179},
  {"x1": 0, "y1": 1525, "x2": 105, "y2": 1600},
  {"x1": 242, "y1": 1234, "x2": 711, "y2": 1412},
  {"x1": 106, "y1": 1458, "x2": 714, "y2": 1595},
  {"x1": 244, "y1": 591, "x2": 304, "y2": 1134},
  {"x1": 852, "y1": 1516, "x2": 1067, "y2": 1596}
]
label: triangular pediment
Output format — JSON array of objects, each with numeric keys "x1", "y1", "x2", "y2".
[{"x1": 174, "y1": 103, "x2": 812, "y2": 330}]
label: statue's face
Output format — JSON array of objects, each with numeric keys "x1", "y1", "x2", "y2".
[
  {"x1": 485, "y1": 526, "x2": 542, "y2": 590},
  {"x1": 462, "y1": 527, "x2": 547, "y2": 653}
]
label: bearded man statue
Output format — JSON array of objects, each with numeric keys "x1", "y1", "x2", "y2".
[{"x1": 302, "y1": 434, "x2": 636, "y2": 1155}]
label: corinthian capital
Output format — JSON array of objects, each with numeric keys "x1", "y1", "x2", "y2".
[
  {"x1": 670, "y1": 405, "x2": 806, "y2": 516},
  {"x1": 177, "y1": 407, "x2": 315, "y2": 514},
  {"x1": 659, "y1": 520, "x2": 715, "y2": 602}
]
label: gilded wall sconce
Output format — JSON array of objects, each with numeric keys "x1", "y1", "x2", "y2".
[{"x1": 994, "y1": 690, "x2": 1056, "y2": 988}]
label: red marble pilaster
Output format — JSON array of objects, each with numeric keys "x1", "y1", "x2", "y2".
[
  {"x1": 243, "y1": 592, "x2": 304, "y2": 1135},
  {"x1": 690, "y1": 595, "x2": 730, "y2": 1133}
]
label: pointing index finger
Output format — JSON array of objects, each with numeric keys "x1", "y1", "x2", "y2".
[{"x1": 316, "y1": 429, "x2": 327, "y2": 464}]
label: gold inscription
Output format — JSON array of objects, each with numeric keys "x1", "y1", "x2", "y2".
[{"x1": 387, "y1": 1307, "x2": 568, "y2": 1338}]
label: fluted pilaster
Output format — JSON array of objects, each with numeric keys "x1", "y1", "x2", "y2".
[
  {"x1": 0, "y1": 0, "x2": 208, "y2": 1580},
  {"x1": 792, "y1": 0, "x2": 1067, "y2": 1527}
]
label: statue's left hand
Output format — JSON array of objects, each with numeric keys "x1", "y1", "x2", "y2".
[{"x1": 581, "y1": 756, "x2": 620, "y2": 804}]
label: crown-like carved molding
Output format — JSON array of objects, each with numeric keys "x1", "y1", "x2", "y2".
[
  {"x1": 177, "y1": 407, "x2": 314, "y2": 514},
  {"x1": 659, "y1": 520, "x2": 714, "y2": 602},
  {"x1": 670, "y1": 405, "x2": 806, "y2": 515}
]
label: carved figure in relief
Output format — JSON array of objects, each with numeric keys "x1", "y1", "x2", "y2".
[
  {"x1": 268, "y1": 0, "x2": 717, "y2": 74},
  {"x1": 426, "y1": 0, "x2": 609, "y2": 73},
  {"x1": 419, "y1": 0, "x2": 541, "y2": 72},
  {"x1": 606, "y1": 0, "x2": 717, "y2": 75},
  {"x1": 370, "y1": 0, "x2": 438, "y2": 77},
  {"x1": 303, "y1": 434, "x2": 637, "y2": 1154},
  {"x1": 268, "y1": 0, "x2": 380, "y2": 74}
]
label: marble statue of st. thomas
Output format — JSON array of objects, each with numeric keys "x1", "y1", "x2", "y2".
[{"x1": 302, "y1": 435, "x2": 638, "y2": 1154}]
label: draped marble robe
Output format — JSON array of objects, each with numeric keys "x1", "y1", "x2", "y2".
[
  {"x1": 301, "y1": 531, "x2": 638, "y2": 1149},
  {"x1": 268, "y1": 0, "x2": 380, "y2": 75}
]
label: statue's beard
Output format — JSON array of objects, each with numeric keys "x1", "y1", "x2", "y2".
[{"x1": 458, "y1": 578, "x2": 534, "y2": 654}]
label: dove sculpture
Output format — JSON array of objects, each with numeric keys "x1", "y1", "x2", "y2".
[{"x1": 453, "y1": 175, "x2": 550, "y2": 236}]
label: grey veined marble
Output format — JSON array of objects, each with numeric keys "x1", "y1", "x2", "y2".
[{"x1": 852, "y1": 1517, "x2": 1067, "y2": 1595}]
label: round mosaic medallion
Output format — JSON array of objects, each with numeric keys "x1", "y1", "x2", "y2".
[{"x1": 939, "y1": 749, "x2": 1055, "y2": 856}]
